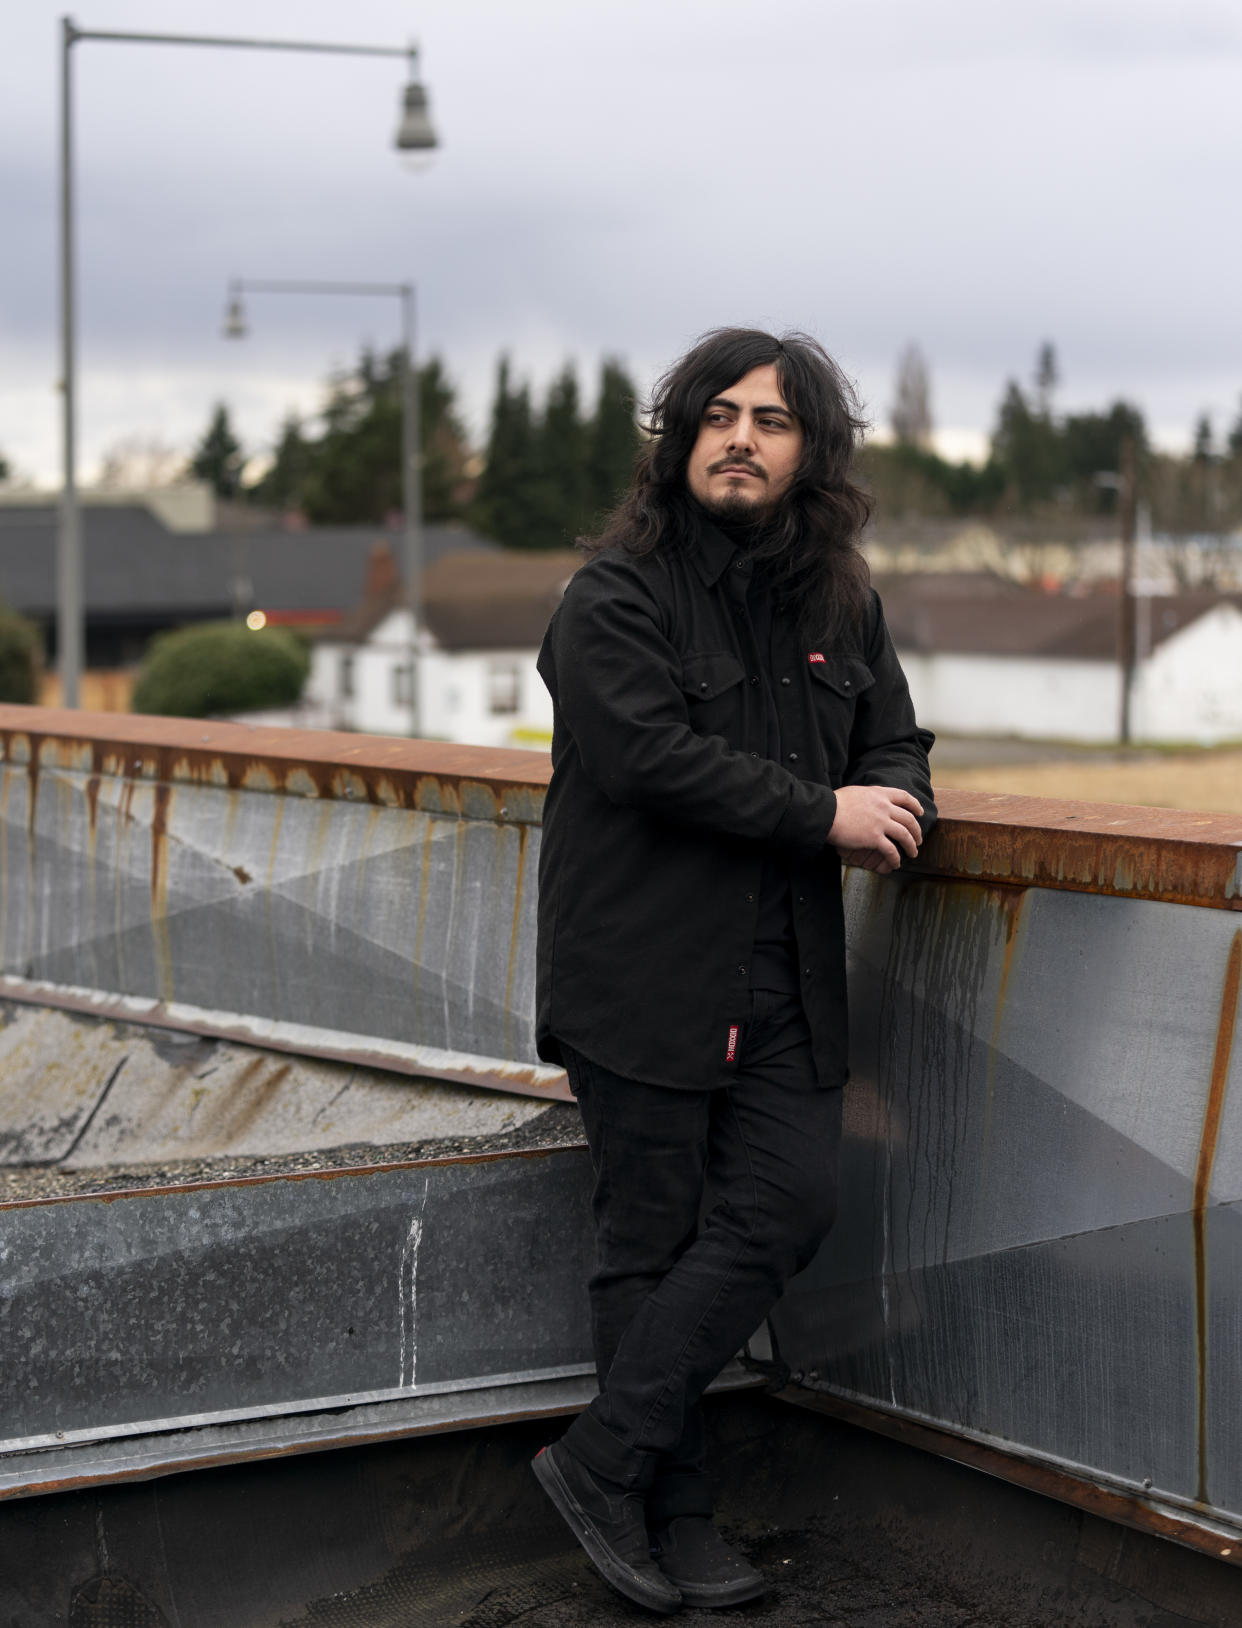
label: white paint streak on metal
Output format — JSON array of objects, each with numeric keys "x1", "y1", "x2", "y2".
[{"x1": 400, "y1": 1176, "x2": 429, "y2": 1390}]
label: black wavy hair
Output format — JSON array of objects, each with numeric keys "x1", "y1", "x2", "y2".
[{"x1": 584, "y1": 327, "x2": 873, "y2": 643}]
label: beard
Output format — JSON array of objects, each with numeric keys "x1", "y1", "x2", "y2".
[{"x1": 700, "y1": 486, "x2": 776, "y2": 525}]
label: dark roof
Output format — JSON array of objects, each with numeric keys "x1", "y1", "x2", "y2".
[
  {"x1": 0, "y1": 505, "x2": 498, "y2": 621},
  {"x1": 423, "y1": 549, "x2": 582, "y2": 650},
  {"x1": 880, "y1": 583, "x2": 1242, "y2": 661},
  {"x1": 320, "y1": 548, "x2": 582, "y2": 651},
  {"x1": 863, "y1": 515, "x2": 1122, "y2": 549}
]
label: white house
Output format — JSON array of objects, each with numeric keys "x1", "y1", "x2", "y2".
[
  {"x1": 882, "y1": 578, "x2": 1242, "y2": 745},
  {"x1": 300, "y1": 546, "x2": 580, "y2": 747}
]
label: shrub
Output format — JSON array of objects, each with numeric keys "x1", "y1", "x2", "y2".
[
  {"x1": 0, "y1": 605, "x2": 40, "y2": 704},
  {"x1": 132, "y1": 620, "x2": 310, "y2": 719}
]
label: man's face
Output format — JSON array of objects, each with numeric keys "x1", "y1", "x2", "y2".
[{"x1": 685, "y1": 362, "x2": 804, "y2": 522}]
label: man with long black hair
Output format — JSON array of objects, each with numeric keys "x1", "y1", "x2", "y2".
[{"x1": 532, "y1": 329, "x2": 935, "y2": 1614}]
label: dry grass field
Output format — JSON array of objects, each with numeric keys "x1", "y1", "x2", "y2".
[{"x1": 936, "y1": 748, "x2": 1242, "y2": 814}]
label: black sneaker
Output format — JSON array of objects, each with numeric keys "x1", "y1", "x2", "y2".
[
  {"x1": 649, "y1": 1516, "x2": 767, "y2": 1608},
  {"x1": 533, "y1": 1442, "x2": 683, "y2": 1615}
]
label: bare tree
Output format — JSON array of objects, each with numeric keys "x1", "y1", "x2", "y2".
[
  {"x1": 94, "y1": 435, "x2": 186, "y2": 490},
  {"x1": 890, "y1": 343, "x2": 933, "y2": 449}
]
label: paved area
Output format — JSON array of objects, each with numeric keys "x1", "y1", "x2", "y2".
[{"x1": 452, "y1": 1515, "x2": 1018, "y2": 1626}]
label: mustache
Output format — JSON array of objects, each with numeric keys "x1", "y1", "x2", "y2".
[{"x1": 707, "y1": 456, "x2": 766, "y2": 479}]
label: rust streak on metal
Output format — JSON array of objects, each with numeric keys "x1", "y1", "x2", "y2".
[
  {"x1": 23, "y1": 733, "x2": 40, "y2": 839},
  {"x1": 411, "y1": 817, "x2": 436, "y2": 1039},
  {"x1": 150, "y1": 782, "x2": 170, "y2": 901},
  {"x1": 84, "y1": 773, "x2": 100, "y2": 839},
  {"x1": 983, "y1": 885, "x2": 1027, "y2": 1162},
  {"x1": 780, "y1": 1387, "x2": 1242, "y2": 1569},
  {"x1": 503, "y1": 824, "x2": 529, "y2": 1061},
  {"x1": 1193, "y1": 929, "x2": 1241, "y2": 1507},
  {"x1": 148, "y1": 782, "x2": 174, "y2": 1004}
]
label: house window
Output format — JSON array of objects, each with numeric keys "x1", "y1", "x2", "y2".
[
  {"x1": 339, "y1": 653, "x2": 355, "y2": 700},
  {"x1": 392, "y1": 663, "x2": 413, "y2": 708},
  {"x1": 488, "y1": 662, "x2": 521, "y2": 715}
]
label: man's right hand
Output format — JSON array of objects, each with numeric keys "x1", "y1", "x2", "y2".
[{"x1": 827, "y1": 784, "x2": 924, "y2": 875}]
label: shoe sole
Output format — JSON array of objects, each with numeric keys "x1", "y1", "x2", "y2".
[
  {"x1": 532, "y1": 1447, "x2": 681, "y2": 1616},
  {"x1": 668, "y1": 1574, "x2": 768, "y2": 1608}
]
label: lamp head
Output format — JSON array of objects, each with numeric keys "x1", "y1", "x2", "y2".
[{"x1": 395, "y1": 79, "x2": 438, "y2": 156}]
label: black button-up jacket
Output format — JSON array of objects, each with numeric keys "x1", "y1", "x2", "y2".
[{"x1": 535, "y1": 519, "x2": 936, "y2": 1092}]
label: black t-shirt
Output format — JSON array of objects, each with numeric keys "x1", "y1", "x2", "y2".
[
  {"x1": 714, "y1": 515, "x2": 800, "y2": 993},
  {"x1": 741, "y1": 562, "x2": 800, "y2": 993}
]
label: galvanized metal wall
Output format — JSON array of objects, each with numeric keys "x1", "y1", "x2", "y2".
[
  {"x1": 771, "y1": 870, "x2": 1242, "y2": 1559},
  {"x1": 0, "y1": 1145, "x2": 599, "y2": 1496},
  {"x1": 0, "y1": 711, "x2": 564, "y2": 1098},
  {"x1": 2, "y1": 707, "x2": 1241, "y2": 1561}
]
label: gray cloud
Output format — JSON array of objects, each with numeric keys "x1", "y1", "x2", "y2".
[{"x1": 3, "y1": 0, "x2": 1241, "y2": 480}]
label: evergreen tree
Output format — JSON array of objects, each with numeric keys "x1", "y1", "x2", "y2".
[
  {"x1": 472, "y1": 357, "x2": 547, "y2": 547},
  {"x1": 1034, "y1": 341, "x2": 1059, "y2": 418},
  {"x1": 0, "y1": 448, "x2": 10, "y2": 483},
  {"x1": 189, "y1": 404, "x2": 244, "y2": 498},
  {"x1": 1228, "y1": 397, "x2": 1242, "y2": 459},
  {"x1": 588, "y1": 357, "x2": 641, "y2": 519},
  {"x1": 420, "y1": 356, "x2": 471, "y2": 518},
  {"x1": 991, "y1": 381, "x2": 1064, "y2": 506},
  {"x1": 537, "y1": 362, "x2": 590, "y2": 544},
  {"x1": 1060, "y1": 402, "x2": 1147, "y2": 507},
  {"x1": 249, "y1": 414, "x2": 312, "y2": 511},
  {"x1": 291, "y1": 348, "x2": 469, "y2": 525},
  {"x1": 1193, "y1": 413, "x2": 1214, "y2": 463}
]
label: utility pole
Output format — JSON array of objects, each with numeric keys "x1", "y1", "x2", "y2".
[{"x1": 1117, "y1": 435, "x2": 1138, "y2": 745}]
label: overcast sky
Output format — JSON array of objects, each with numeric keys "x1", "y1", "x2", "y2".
[{"x1": 3, "y1": 0, "x2": 1241, "y2": 486}]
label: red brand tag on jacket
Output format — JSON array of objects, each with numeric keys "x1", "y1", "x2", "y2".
[
  {"x1": 725, "y1": 1025, "x2": 739, "y2": 1062},
  {"x1": 808, "y1": 652, "x2": 825, "y2": 663}
]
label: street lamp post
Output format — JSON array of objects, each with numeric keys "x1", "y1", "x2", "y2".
[
  {"x1": 224, "y1": 278, "x2": 424, "y2": 736},
  {"x1": 57, "y1": 16, "x2": 437, "y2": 708}
]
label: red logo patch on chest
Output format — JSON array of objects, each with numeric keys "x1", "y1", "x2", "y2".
[
  {"x1": 725, "y1": 1025, "x2": 740, "y2": 1063},
  {"x1": 808, "y1": 652, "x2": 826, "y2": 663}
]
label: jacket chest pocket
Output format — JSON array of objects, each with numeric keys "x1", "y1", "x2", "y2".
[
  {"x1": 680, "y1": 652, "x2": 746, "y2": 740},
  {"x1": 808, "y1": 657, "x2": 875, "y2": 753}
]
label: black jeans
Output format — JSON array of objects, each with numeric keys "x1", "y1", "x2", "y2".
[{"x1": 560, "y1": 988, "x2": 843, "y2": 1521}]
